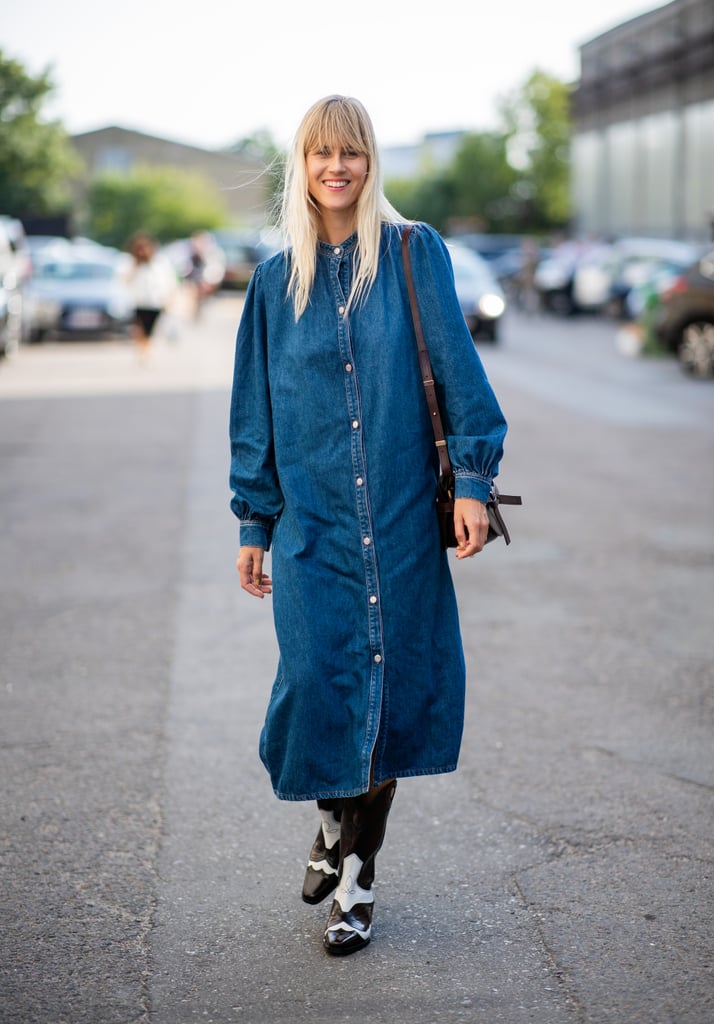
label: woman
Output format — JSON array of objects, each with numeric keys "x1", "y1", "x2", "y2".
[
  {"x1": 125, "y1": 232, "x2": 177, "y2": 360},
  {"x1": 229, "y1": 96, "x2": 507, "y2": 956}
]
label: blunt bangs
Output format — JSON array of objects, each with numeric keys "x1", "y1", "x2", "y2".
[{"x1": 302, "y1": 96, "x2": 374, "y2": 163}]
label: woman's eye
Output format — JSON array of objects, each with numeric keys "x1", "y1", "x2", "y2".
[{"x1": 344, "y1": 150, "x2": 358, "y2": 158}]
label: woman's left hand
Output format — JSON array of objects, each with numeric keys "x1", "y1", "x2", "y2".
[{"x1": 453, "y1": 498, "x2": 489, "y2": 558}]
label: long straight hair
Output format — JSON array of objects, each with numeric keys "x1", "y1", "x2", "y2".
[{"x1": 280, "y1": 95, "x2": 405, "y2": 320}]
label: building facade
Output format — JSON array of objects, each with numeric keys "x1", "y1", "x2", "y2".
[
  {"x1": 381, "y1": 131, "x2": 466, "y2": 180},
  {"x1": 71, "y1": 126, "x2": 271, "y2": 227},
  {"x1": 572, "y1": 0, "x2": 714, "y2": 242}
]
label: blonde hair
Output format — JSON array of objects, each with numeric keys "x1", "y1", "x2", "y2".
[{"x1": 280, "y1": 95, "x2": 405, "y2": 319}]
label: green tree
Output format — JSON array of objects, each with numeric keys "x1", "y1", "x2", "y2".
[
  {"x1": 87, "y1": 165, "x2": 228, "y2": 247},
  {"x1": 500, "y1": 69, "x2": 573, "y2": 228},
  {"x1": 0, "y1": 51, "x2": 80, "y2": 215},
  {"x1": 448, "y1": 131, "x2": 522, "y2": 231},
  {"x1": 386, "y1": 174, "x2": 456, "y2": 231},
  {"x1": 386, "y1": 132, "x2": 520, "y2": 233}
]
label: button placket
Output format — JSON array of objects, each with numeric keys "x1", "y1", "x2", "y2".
[{"x1": 329, "y1": 249, "x2": 385, "y2": 687}]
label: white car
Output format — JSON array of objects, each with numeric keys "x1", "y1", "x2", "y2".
[{"x1": 0, "y1": 216, "x2": 30, "y2": 357}]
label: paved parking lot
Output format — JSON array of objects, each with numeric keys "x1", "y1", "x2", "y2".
[{"x1": 1, "y1": 297, "x2": 712, "y2": 1023}]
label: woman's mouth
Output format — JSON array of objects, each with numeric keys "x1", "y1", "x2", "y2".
[{"x1": 323, "y1": 179, "x2": 349, "y2": 190}]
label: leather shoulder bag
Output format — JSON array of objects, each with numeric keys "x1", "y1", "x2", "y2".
[{"x1": 401, "y1": 224, "x2": 522, "y2": 549}]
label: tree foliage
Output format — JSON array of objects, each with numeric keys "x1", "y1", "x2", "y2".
[
  {"x1": 87, "y1": 165, "x2": 228, "y2": 248},
  {"x1": 0, "y1": 51, "x2": 80, "y2": 216},
  {"x1": 385, "y1": 69, "x2": 573, "y2": 234},
  {"x1": 386, "y1": 132, "x2": 521, "y2": 234},
  {"x1": 448, "y1": 132, "x2": 521, "y2": 229},
  {"x1": 499, "y1": 69, "x2": 573, "y2": 228},
  {"x1": 386, "y1": 174, "x2": 456, "y2": 231}
]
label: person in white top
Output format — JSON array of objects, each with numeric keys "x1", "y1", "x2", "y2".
[{"x1": 125, "y1": 232, "x2": 177, "y2": 360}]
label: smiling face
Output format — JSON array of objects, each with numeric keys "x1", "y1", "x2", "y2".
[{"x1": 306, "y1": 142, "x2": 369, "y2": 225}]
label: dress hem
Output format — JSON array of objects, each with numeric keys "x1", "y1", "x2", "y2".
[{"x1": 270, "y1": 762, "x2": 458, "y2": 802}]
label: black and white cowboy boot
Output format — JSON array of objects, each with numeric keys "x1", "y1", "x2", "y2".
[
  {"x1": 302, "y1": 803, "x2": 342, "y2": 905},
  {"x1": 323, "y1": 852, "x2": 374, "y2": 955},
  {"x1": 323, "y1": 780, "x2": 397, "y2": 956}
]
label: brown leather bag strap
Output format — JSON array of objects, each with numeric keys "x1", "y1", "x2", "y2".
[{"x1": 401, "y1": 225, "x2": 453, "y2": 480}]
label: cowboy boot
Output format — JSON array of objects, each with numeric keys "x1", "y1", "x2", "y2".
[
  {"x1": 323, "y1": 780, "x2": 397, "y2": 956},
  {"x1": 302, "y1": 800, "x2": 342, "y2": 905}
]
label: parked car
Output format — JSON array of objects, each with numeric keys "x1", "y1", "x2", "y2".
[
  {"x1": 445, "y1": 241, "x2": 506, "y2": 342},
  {"x1": 536, "y1": 237, "x2": 703, "y2": 320},
  {"x1": 22, "y1": 254, "x2": 133, "y2": 342},
  {"x1": 533, "y1": 241, "x2": 589, "y2": 315},
  {"x1": 0, "y1": 216, "x2": 30, "y2": 357},
  {"x1": 25, "y1": 235, "x2": 72, "y2": 261},
  {"x1": 652, "y1": 250, "x2": 714, "y2": 378},
  {"x1": 212, "y1": 229, "x2": 278, "y2": 289},
  {"x1": 0, "y1": 281, "x2": 23, "y2": 358},
  {"x1": 592, "y1": 239, "x2": 701, "y2": 319}
]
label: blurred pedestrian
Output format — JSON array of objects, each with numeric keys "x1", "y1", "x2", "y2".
[
  {"x1": 124, "y1": 232, "x2": 177, "y2": 361},
  {"x1": 517, "y1": 236, "x2": 540, "y2": 314},
  {"x1": 183, "y1": 231, "x2": 225, "y2": 318},
  {"x1": 229, "y1": 96, "x2": 508, "y2": 956}
]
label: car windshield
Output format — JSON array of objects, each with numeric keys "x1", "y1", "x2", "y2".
[{"x1": 35, "y1": 261, "x2": 115, "y2": 281}]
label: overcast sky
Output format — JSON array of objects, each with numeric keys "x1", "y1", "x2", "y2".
[{"x1": 3, "y1": 0, "x2": 667, "y2": 150}]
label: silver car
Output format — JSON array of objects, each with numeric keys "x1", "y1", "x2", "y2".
[
  {"x1": 445, "y1": 241, "x2": 506, "y2": 342},
  {"x1": 22, "y1": 254, "x2": 133, "y2": 342}
]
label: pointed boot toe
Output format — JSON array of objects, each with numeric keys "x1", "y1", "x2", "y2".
[
  {"x1": 302, "y1": 861, "x2": 339, "y2": 905},
  {"x1": 323, "y1": 898, "x2": 373, "y2": 956}
]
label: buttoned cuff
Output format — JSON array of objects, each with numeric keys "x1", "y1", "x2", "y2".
[
  {"x1": 239, "y1": 519, "x2": 273, "y2": 550},
  {"x1": 453, "y1": 472, "x2": 492, "y2": 503}
]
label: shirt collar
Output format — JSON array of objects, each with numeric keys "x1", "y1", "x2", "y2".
[{"x1": 317, "y1": 232, "x2": 357, "y2": 257}]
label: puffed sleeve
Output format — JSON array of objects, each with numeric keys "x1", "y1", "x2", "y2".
[
  {"x1": 407, "y1": 223, "x2": 508, "y2": 503},
  {"x1": 229, "y1": 266, "x2": 284, "y2": 548}
]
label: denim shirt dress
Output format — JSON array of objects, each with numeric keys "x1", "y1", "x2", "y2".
[{"x1": 229, "y1": 223, "x2": 507, "y2": 801}]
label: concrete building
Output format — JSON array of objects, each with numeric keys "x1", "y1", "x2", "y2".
[
  {"x1": 571, "y1": 0, "x2": 714, "y2": 242},
  {"x1": 71, "y1": 126, "x2": 271, "y2": 227}
]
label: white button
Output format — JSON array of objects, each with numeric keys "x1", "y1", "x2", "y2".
[
  {"x1": 363, "y1": 536, "x2": 371, "y2": 546},
  {"x1": 369, "y1": 595, "x2": 377, "y2": 605},
  {"x1": 338, "y1": 305, "x2": 345, "y2": 315},
  {"x1": 374, "y1": 654, "x2": 382, "y2": 664},
  {"x1": 356, "y1": 477, "x2": 364, "y2": 486},
  {"x1": 345, "y1": 362, "x2": 352, "y2": 372},
  {"x1": 352, "y1": 419, "x2": 359, "y2": 429},
  {"x1": 334, "y1": 247, "x2": 341, "y2": 255}
]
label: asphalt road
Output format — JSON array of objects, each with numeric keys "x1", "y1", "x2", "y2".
[{"x1": 1, "y1": 298, "x2": 712, "y2": 1024}]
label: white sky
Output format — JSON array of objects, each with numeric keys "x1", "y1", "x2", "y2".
[{"x1": 3, "y1": 0, "x2": 668, "y2": 150}]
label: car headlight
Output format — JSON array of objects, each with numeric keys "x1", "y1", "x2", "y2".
[{"x1": 478, "y1": 293, "x2": 505, "y2": 319}]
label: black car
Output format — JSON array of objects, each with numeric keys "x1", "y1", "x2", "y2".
[{"x1": 653, "y1": 251, "x2": 714, "y2": 378}]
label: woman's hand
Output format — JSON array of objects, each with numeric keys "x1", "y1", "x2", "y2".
[
  {"x1": 237, "y1": 545, "x2": 273, "y2": 598},
  {"x1": 453, "y1": 498, "x2": 489, "y2": 559}
]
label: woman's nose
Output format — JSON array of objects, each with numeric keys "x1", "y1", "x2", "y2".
[{"x1": 328, "y1": 151, "x2": 346, "y2": 172}]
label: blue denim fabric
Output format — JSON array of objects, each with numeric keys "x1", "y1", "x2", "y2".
[{"x1": 229, "y1": 223, "x2": 507, "y2": 800}]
